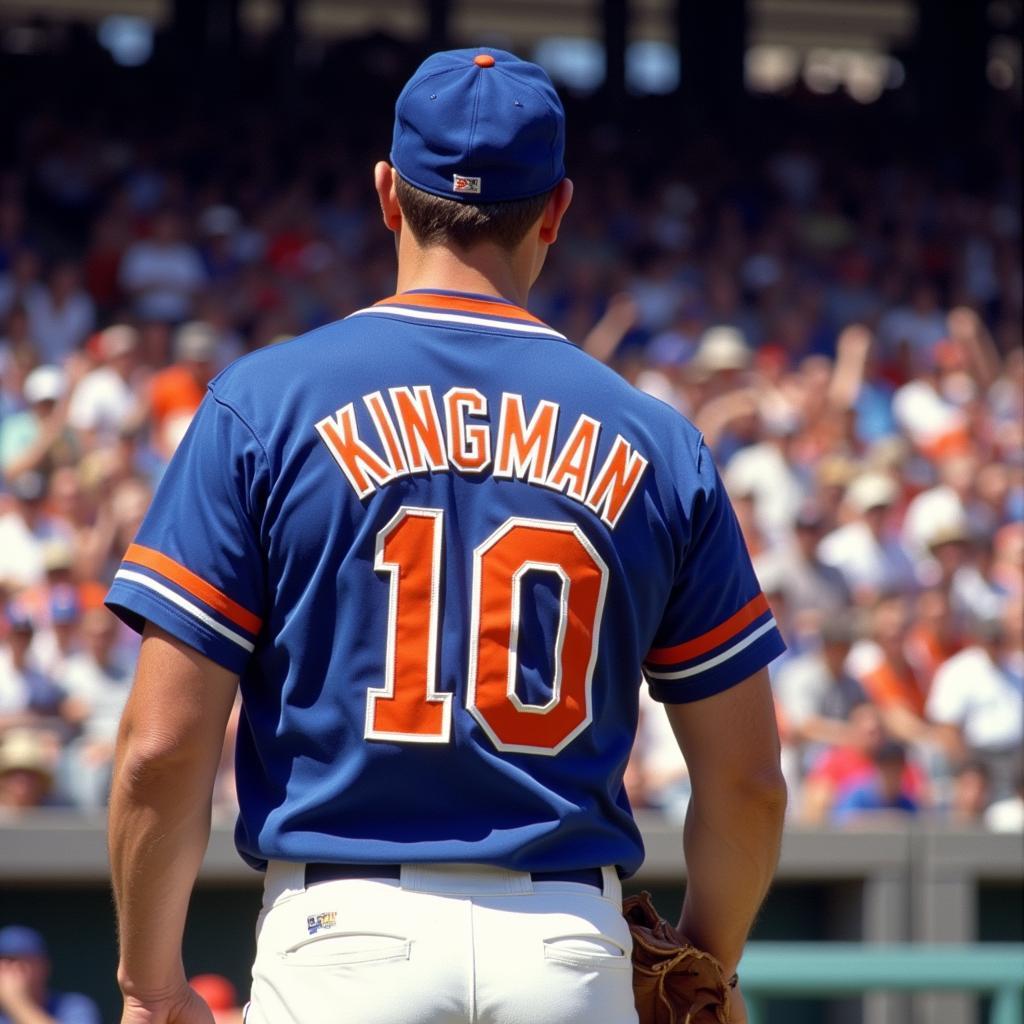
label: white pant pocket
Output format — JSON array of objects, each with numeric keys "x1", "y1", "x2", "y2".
[
  {"x1": 279, "y1": 932, "x2": 412, "y2": 968},
  {"x1": 542, "y1": 932, "x2": 632, "y2": 970}
]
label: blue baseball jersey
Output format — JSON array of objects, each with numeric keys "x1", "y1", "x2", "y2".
[{"x1": 106, "y1": 289, "x2": 784, "y2": 877}]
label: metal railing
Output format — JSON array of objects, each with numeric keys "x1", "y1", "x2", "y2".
[{"x1": 740, "y1": 943, "x2": 1024, "y2": 1024}]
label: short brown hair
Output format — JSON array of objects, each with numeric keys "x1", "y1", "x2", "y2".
[{"x1": 395, "y1": 175, "x2": 553, "y2": 251}]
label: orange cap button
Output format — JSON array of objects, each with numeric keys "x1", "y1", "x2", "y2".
[{"x1": 474, "y1": 54, "x2": 496, "y2": 68}]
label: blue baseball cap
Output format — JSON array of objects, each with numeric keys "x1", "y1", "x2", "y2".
[
  {"x1": 0, "y1": 925, "x2": 47, "y2": 958},
  {"x1": 391, "y1": 48, "x2": 565, "y2": 204}
]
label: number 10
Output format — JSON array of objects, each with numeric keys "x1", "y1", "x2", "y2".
[{"x1": 366, "y1": 506, "x2": 609, "y2": 756}]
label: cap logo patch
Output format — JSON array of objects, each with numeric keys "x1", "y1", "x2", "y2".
[{"x1": 453, "y1": 174, "x2": 482, "y2": 195}]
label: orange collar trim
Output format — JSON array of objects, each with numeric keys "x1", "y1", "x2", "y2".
[{"x1": 375, "y1": 292, "x2": 544, "y2": 324}]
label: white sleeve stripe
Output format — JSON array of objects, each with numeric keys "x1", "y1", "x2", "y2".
[
  {"x1": 114, "y1": 569, "x2": 256, "y2": 654},
  {"x1": 643, "y1": 618, "x2": 778, "y2": 680},
  {"x1": 348, "y1": 306, "x2": 568, "y2": 339}
]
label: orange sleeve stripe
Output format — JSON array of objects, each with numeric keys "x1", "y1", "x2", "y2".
[
  {"x1": 646, "y1": 593, "x2": 771, "y2": 666},
  {"x1": 375, "y1": 293, "x2": 544, "y2": 324},
  {"x1": 123, "y1": 543, "x2": 262, "y2": 635}
]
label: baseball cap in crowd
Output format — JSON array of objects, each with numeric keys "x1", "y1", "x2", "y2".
[
  {"x1": 42, "y1": 538, "x2": 75, "y2": 575},
  {"x1": 0, "y1": 728, "x2": 56, "y2": 780},
  {"x1": 391, "y1": 48, "x2": 565, "y2": 203},
  {"x1": 845, "y1": 472, "x2": 899, "y2": 514},
  {"x1": 693, "y1": 326, "x2": 751, "y2": 373},
  {"x1": 23, "y1": 365, "x2": 66, "y2": 405},
  {"x1": 174, "y1": 321, "x2": 217, "y2": 363},
  {"x1": 0, "y1": 924, "x2": 48, "y2": 959}
]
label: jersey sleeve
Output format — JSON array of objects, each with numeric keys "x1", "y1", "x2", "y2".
[
  {"x1": 643, "y1": 441, "x2": 785, "y2": 703},
  {"x1": 105, "y1": 390, "x2": 267, "y2": 674}
]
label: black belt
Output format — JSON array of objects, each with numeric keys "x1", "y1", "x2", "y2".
[{"x1": 304, "y1": 862, "x2": 604, "y2": 890}]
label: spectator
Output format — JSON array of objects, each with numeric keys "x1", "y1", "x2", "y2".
[
  {"x1": 849, "y1": 594, "x2": 933, "y2": 750},
  {"x1": 0, "y1": 366, "x2": 78, "y2": 481},
  {"x1": 67, "y1": 325, "x2": 145, "y2": 447},
  {"x1": 0, "y1": 925, "x2": 100, "y2": 1023},
  {"x1": 58, "y1": 609, "x2": 134, "y2": 808},
  {"x1": 147, "y1": 321, "x2": 218, "y2": 460},
  {"x1": 23, "y1": 261, "x2": 95, "y2": 365},
  {"x1": 27, "y1": 583, "x2": 82, "y2": 682},
  {"x1": 0, "y1": 250, "x2": 43, "y2": 323},
  {"x1": 0, "y1": 604, "x2": 67, "y2": 736},
  {"x1": 985, "y1": 763, "x2": 1024, "y2": 832},
  {"x1": 818, "y1": 472, "x2": 917, "y2": 601},
  {"x1": 926, "y1": 599, "x2": 1024, "y2": 798},
  {"x1": 754, "y1": 499, "x2": 850, "y2": 637},
  {"x1": 0, "y1": 729, "x2": 60, "y2": 812},
  {"x1": 832, "y1": 741, "x2": 919, "y2": 825},
  {"x1": 946, "y1": 760, "x2": 993, "y2": 827},
  {"x1": 878, "y1": 281, "x2": 948, "y2": 359},
  {"x1": 0, "y1": 473, "x2": 58, "y2": 591},
  {"x1": 800, "y1": 703, "x2": 927, "y2": 823},
  {"x1": 118, "y1": 209, "x2": 206, "y2": 323},
  {"x1": 774, "y1": 618, "x2": 866, "y2": 771}
]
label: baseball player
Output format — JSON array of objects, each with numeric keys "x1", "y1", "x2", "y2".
[{"x1": 107, "y1": 49, "x2": 786, "y2": 1024}]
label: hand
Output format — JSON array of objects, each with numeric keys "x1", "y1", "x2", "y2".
[
  {"x1": 602, "y1": 292, "x2": 638, "y2": 333},
  {"x1": 0, "y1": 958, "x2": 37, "y2": 1011},
  {"x1": 947, "y1": 306, "x2": 982, "y2": 340},
  {"x1": 836, "y1": 323, "x2": 873, "y2": 359},
  {"x1": 121, "y1": 985, "x2": 216, "y2": 1024}
]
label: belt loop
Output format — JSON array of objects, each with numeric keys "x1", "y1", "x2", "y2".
[
  {"x1": 600, "y1": 865, "x2": 621, "y2": 902},
  {"x1": 264, "y1": 860, "x2": 307, "y2": 906}
]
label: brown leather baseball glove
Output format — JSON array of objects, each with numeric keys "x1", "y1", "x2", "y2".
[{"x1": 622, "y1": 891, "x2": 733, "y2": 1024}]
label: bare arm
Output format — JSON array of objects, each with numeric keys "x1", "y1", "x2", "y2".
[
  {"x1": 581, "y1": 293, "x2": 638, "y2": 364},
  {"x1": 790, "y1": 714, "x2": 859, "y2": 749},
  {"x1": 663, "y1": 668, "x2": 787, "y2": 975},
  {"x1": 108, "y1": 623, "x2": 237, "y2": 1017}
]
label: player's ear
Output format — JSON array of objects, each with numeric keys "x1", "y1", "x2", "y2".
[
  {"x1": 374, "y1": 162, "x2": 403, "y2": 233},
  {"x1": 538, "y1": 177, "x2": 573, "y2": 245}
]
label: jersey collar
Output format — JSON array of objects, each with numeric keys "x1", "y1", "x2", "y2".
[{"x1": 374, "y1": 289, "x2": 547, "y2": 326}]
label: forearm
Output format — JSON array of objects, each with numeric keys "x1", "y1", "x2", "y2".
[
  {"x1": 795, "y1": 716, "x2": 856, "y2": 748},
  {"x1": 108, "y1": 740, "x2": 214, "y2": 998},
  {"x1": 678, "y1": 776, "x2": 786, "y2": 973}
]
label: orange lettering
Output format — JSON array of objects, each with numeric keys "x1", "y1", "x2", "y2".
[
  {"x1": 315, "y1": 403, "x2": 395, "y2": 499},
  {"x1": 390, "y1": 386, "x2": 449, "y2": 473},
  {"x1": 444, "y1": 387, "x2": 491, "y2": 473},
  {"x1": 585, "y1": 436, "x2": 649, "y2": 528},
  {"x1": 546, "y1": 414, "x2": 600, "y2": 500},
  {"x1": 494, "y1": 394, "x2": 559, "y2": 484},
  {"x1": 364, "y1": 391, "x2": 409, "y2": 476}
]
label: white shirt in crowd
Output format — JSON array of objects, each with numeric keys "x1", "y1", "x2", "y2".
[
  {"x1": 24, "y1": 287, "x2": 96, "y2": 363},
  {"x1": 817, "y1": 521, "x2": 917, "y2": 595},
  {"x1": 60, "y1": 649, "x2": 135, "y2": 743},
  {"x1": 119, "y1": 240, "x2": 206, "y2": 322},
  {"x1": 0, "y1": 513, "x2": 46, "y2": 589},
  {"x1": 725, "y1": 442, "x2": 804, "y2": 541},
  {"x1": 67, "y1": 366, "x2": 136, "y2": 437},
  {"x1": 926, "y1": 647, "x2": 1024, "y2": 752},
  {"x1": 985, "y1": 796, "x2": 1024, "y2": 832}
]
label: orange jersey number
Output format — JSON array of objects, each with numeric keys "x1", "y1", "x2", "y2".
[{"x1": 367, "y1": 508, "x2": 608, "y2": 754}]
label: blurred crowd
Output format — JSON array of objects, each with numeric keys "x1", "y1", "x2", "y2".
[{"x1": 0, "y1": 97, "x2": 1021, "y2": 834}]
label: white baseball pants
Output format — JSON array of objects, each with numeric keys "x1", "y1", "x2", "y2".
[{"x1": 245, "y1": 861, "x2": 639, "y2": 1024}]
